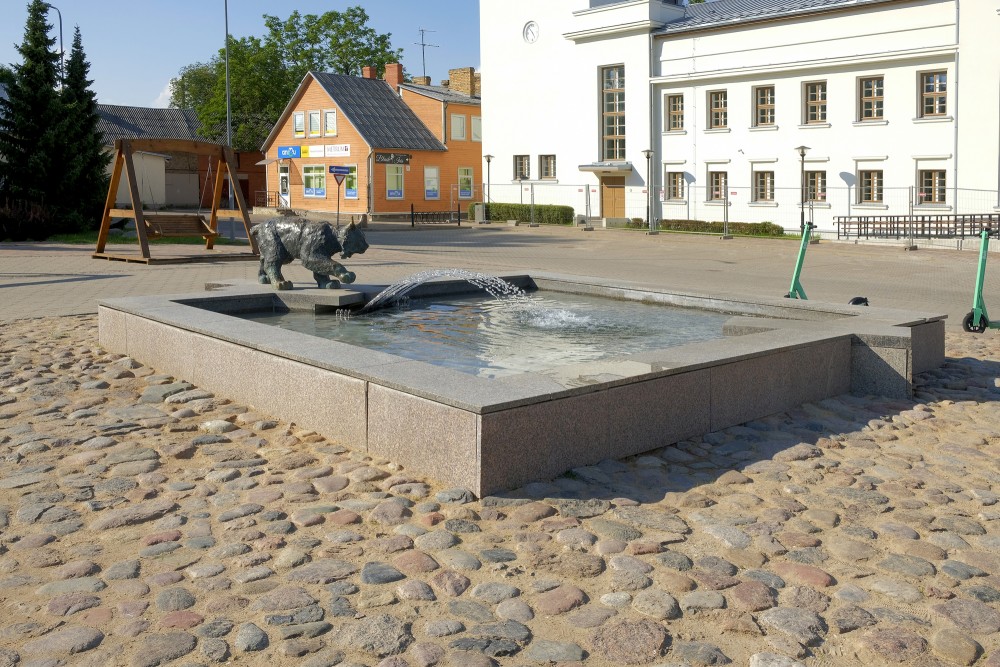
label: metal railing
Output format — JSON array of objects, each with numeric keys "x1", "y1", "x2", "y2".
[{"x1": 835, "y1": 213, "x2": 1000, "y2": 240}]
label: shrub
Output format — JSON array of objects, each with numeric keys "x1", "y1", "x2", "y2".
[
  {"x1": 657, "y1": 219, "x2": 787, "y2": 236},
  {"x1": 469, "y1": 202, "x2": 574, "y2": 225},
  {"x1": 0, "y1": 198, "x2": 53, "y2": 241}
]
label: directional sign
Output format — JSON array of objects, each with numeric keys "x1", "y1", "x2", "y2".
[{"x1": 329, "y1": 166, "x2": 351, "y2": 175}]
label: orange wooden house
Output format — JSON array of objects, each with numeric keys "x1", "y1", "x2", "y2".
[{"x1": 259, "y1": 64, "x2": 482, "y2": 218}]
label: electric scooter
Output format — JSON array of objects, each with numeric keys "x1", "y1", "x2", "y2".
[
  {"x1": 785, "y1": 221, "x2": 869, "y2": 305},
  {"x1": 963, "y1": 226, "x2": 999, "y2": 333}
]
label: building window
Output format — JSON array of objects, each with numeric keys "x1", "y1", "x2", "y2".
[
  {"x1": 666, "y1": 94, "x2": 684, "y2": 131},
  {"x1": 859, "y1": 170, "x2": 883, "y2": 203},
  {"x1": 471, "y1": 116, "x2": 482, "y2": 142},
  {"x1": 539, "y1": 155, "x2": 556, "y2": 180},
  {"x1": 324, "y1": 109, "x2": 337, "y2": 136},
  {"x1": 859, "y1": 77, "x2": 884, "y2": 120},
  {"x1": 919, "y1": 170, "x2": 946, "y2": 204},
  {"x1": 753, "y1": 171, "x2": 774, "y2": 201},
  {"x1": 709, "y1": 90, "x2": 727, "y2": 129},
  {"x1": 709, "y1": 171, "x2": 727, "y2": 200},
  {"x1": 386, "y1": 165, "x2": 404, "y2": 199},
  {"x1": 458, "y1": 167, "x2": 474, "y2": 199},
  {"x1": 754, "y1": 86, "x2": 775, "y2": 127},
  {"x1": 345, "y1": 165, "x2": 358, "y2": 199},
  {"x1": 666, "y1": 171, "x2": 684, "y2": 200},
  {"x1": 308, "y1": 110, "x2": 321, "y2": 137},
  {"x1": 601, "y1": 65, "x2": 626, "y2": 160},
  {"x1": 921, "y1": 72, "x2": 947, "y2": 117},
  {"x1": 303, "y1": 165, "x2": 326, "y2": 198},
  {"x1": 451, "y1": 114, "x2": 467, "y2": 141},
  {"x1": 514, "y1": 155, "x2": 530, "y2": 180},
  {"x1": 293, "y1": 111, "x2": 305, "y2": 138},
  {"x1": 806, "y1": 171, "x2": 827, "y2": 202},
  {"x1": 805, "y1": 82, "x2": 827, "y2": 124},
  {"x1": 424, "y1": 166, "x2": 439, "y2": 200}
]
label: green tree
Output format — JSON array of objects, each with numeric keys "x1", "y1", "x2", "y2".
[
  {"x1": 0, "y1": 0, "x2": 62, "y2": 239},
  {"x1": 59, "y1": 25, "x2": 110, "y2": 232},
  {"x1": 168, "y1": 7, "x2": 403, "y2": 151}
]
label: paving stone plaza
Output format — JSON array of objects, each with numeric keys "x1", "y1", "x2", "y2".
[{"x1": 3, "y1": 225, "x2": 1000, "y2": 666}]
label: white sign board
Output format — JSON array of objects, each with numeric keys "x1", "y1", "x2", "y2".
[{"x1": 325, "y1": 144, "x2": 351, "y2": 158}]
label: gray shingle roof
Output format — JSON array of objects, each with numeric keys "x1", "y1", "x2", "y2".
[
  {"x1": 96, "y1": 105, "x2": 207, "y2": 144},
  {"x1": 312, "y1": 72, "x2": 446, "y2": 152},
  {"x1": 399, "y1": 83, "x2": 481, "y2": 106},
  {"x1": 656, "y1": 0, "x2": 894, "y2": 35}
]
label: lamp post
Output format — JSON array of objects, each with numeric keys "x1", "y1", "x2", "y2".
[
  {"x1": 224, "y1": 0, "x2": 234, "y2": 212},
  {"x1": 483, "y1": 154, "x2": 493, "y2": 204},
  {"x1": 44, "y1": 3, "x2": 63, "y2": 88},
  {"x1": 795, "y1": 145, "x2": 810, "y2": 231},
  {"x1": 642, "y1": 149, "x2": 656, "y2": 234}
]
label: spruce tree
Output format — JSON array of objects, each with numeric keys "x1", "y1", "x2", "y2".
[
  {"x1": 60, "y1": 26, "x2": 110, "y2": 232},
  {"x1": 0, "y1": 0, "x2": 62, "y2": 239}
]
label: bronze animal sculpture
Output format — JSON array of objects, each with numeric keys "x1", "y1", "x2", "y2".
[{"x1": 251, "y1": 217, "x2": 369, "y2": 290}]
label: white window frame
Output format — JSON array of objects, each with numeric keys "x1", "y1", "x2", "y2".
[
  {"x1": 458, "y1": 167, "x2": 474, "y2": 199},
  {"x1": 293, "y1": 111, "x2": 305, "y2": 138},
  {"x1": 471, "y1": 116, "x2": 482, "y2": 142},
  {"x1": 324, "y1": 109, "x2": 337, "y2": 137},
  {"x1": 424, "y1": 166, "x2": 440, "y2": 201},
  {"x1": 386, "y1": 165, "x2": 404, "y2": 200},
  {"x1": 451, "y1": 114, "x2": 467, "y2": 141},
  {"x1": 345, "y1": 164, "x2": 359, "y2": 199},
  {"x1": 308, "y1": 110, "x2": 321, "y2": 137},
  {"x1": 302, "y1": 165, "x2": 326, "y2": 199}
]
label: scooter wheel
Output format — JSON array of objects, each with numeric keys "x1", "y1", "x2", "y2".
[{"x1": 964, "y1": 311, "x2": 988, "y2": 333}]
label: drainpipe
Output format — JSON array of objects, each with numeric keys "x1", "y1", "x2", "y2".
[
  {"x1": 442, "y1": 101, "x2": 448, "y2": 145},
  {"x1": 953, "y1": 0, "x2": 960, "y2": 213},
  {"x1": 649, "y1": 30, "x2": 657, "y2": 224},
  {"x1": 367, "y1": 148, "x2": 375, "y2": 217}
]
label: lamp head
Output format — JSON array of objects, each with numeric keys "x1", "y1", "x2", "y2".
[
  {"x1": 642, "y1": 149, "x2": 654, "y2": 160},
  {"x1": 795, "y1": 145, "x2": 810, "y2": 158},
  {"x1": 484, "y1": 154, "x2": 493, "y2": 164}
]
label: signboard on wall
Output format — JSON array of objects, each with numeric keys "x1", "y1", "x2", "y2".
[
  {"x1": 305, "y1": 145, "x2": 325, "y2": 158},
  {"x1": 375, "y1": 153, "x2": 411, "y2": 165},
  {"x1": 277, "y1": 145, "x2": 301, "y2": 159},
  {"x1": 325, "y1": 144, "x2": 350, "y2": 157}
]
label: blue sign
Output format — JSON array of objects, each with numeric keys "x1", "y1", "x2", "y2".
[
  {"x1": 346, "y1": 188, "x2": 358, "y2": 198},
  {"x1": 460, "y1": 189, "x2": 472, "y2": 198},
  {"x1": 425, "y1": 189, "x2": 439, "y2": 199},
  {"x1": 329, "y1": 165, "x2": 351, "y2": 175},
  {"x1": 387, "y1": 189, "x2": 403, "y2": 199},
  {"x1": 304, "y1": 187, "x2": 326, "y2": 198},
  {"x1": 277, "y1": 145, "x2": 301, "y2": 159}
]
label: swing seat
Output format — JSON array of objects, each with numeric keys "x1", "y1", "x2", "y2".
[{"x1": 143, "y1": 213, "x2": 218, "y2": 240}]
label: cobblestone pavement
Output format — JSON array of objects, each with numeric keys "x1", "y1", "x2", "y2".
[{"x1": 4, "y1": 314, "x2": 1000, "y2": 666}]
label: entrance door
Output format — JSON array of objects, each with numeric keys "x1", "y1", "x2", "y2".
[
  {"x1": 278, "y1": 165, "x2": 290, "y2": 208},
  {"x1": 601, "y1": 176, "x2": 625, "y2": 219}
]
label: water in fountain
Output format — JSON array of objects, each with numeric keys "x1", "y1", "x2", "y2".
[{"x1": 360, "y1": 269, "x2": 529, "y2": 313}]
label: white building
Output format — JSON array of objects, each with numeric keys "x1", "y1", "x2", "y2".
[{"x1": 480, "y1": 0, "x2": 1000, "y2": 232}]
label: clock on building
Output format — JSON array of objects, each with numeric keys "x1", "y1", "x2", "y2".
[{"x1": 523, "y1": 21, "x2": 539, "y2": 44}]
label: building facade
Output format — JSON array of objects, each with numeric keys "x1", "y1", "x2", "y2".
[
  {"x1": 481, "y1": 0, "x2": 1000, "y2": 231},
  {"x1": 260, "y1": 64, "x2": 483, "y2": 218}
]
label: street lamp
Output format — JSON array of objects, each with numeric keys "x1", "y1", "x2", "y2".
[
  {"x1": 642, "y1": 149, "x2": 656, "y2": 234},
  {"x1": 483, "y1": 154, "x2": 493, "y2": 204},
  {"x1": 224, "y1": 0, "x2": 234, "y2": 211},
  {"x1": 795, "y1": 145, "x2": 810, "y2": 231},
  {"x1": 44, "y1": 3, "x2": 63, "y2": 88}
]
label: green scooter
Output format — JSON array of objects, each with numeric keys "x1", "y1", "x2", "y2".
[
  {"x1": 963, "y1": 226, "x2": 999, "y2": 333},
  {"x1": 785, "y1": 222, "x2": 869, "y2": 306}
]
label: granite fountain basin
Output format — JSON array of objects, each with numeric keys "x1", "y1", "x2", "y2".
[{"x1": 98, "y1": 274, "x2": 945, "y2": 496}]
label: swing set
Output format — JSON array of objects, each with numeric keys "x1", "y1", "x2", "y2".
[{"x1": 92, "y1": 138, "x2": 259, "y2": 263}]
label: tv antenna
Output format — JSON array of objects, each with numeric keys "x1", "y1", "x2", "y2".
[{"x1": 414, "y1": 28, "x2": 439, "y2": 79}]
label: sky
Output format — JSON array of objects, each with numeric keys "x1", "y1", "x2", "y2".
[{"x1": 0, "y1": 0, "x2": 481, "y2": 107}]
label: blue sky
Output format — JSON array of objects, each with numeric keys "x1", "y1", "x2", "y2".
[{"x1": 0, "y1": 1, "x2": 481, "y2": 107}]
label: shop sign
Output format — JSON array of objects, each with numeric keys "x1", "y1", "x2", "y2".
[
  {"x1": 325, "y1": 144, "x2": 350, "y2": 157},
  {"x1": 375, "y1": 153, "x2": 411, "y2": 165},
  {"x1": 277, "y1": 145, "x2": 301, "y2": 159}
]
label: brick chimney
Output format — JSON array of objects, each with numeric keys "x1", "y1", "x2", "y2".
[
  {"x1": 447, "y1": 67, "x2": 476, "y2": 96},
  {"x1": 384, "y1": 63, "x2": 404, "y2": 91},
  {"x1": 362, "y1": 66, "x2": 377, "y2": 79},
  {"x1": 413, "y1": 76, "x2": 431, "y2": 86}
]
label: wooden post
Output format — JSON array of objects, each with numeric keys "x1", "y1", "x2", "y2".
[
  {"x1": 207, "y1": 156, "x2": 226, "y2": 250},
  {"x1": 222, "y1": 146, "x2": 257, "y2": 254},
  {"x1": 95, "y1": 145, "x2": 125, "y2": 253},
  {"x1": 121, "y1": 140, "x2": 152, "y2": 259}
]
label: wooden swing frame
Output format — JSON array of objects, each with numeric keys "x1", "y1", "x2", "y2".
[{"x1": 93, "y1": 138, "x2": 260, "y2": 263}]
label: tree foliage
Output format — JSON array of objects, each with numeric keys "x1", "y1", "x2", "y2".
[
  {"x1": 169, "y1": 7, "x2": 403, "y2": 151},
  {"x1": 0, "y1": 1, "x2": 107, "y2": 239}
]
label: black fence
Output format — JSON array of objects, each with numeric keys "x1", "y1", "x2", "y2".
[
  {"x1": 411, "y1": 203, "x2": 460, "y2": 227},
  {"x1": 835, "y1": 213, "x2": 1000, "y2": 239}
]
